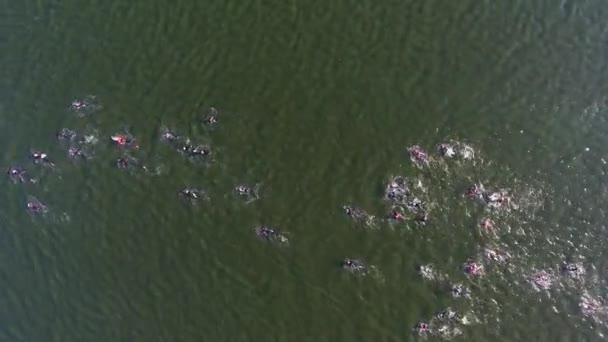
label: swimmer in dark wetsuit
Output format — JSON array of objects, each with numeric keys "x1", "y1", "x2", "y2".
[
  {"x1": 435, "y1": 308, "x2": 457, "y2": 321},
  {"x1": 414, "y1": 212, "x2": 429, "y2": 224},
  {"x1": 255, "y1": 226, "x2": 289, "y2": 244},
  {"x1": 234, "y1": 184, "x2": 260, "y2": 202},
  {"x1": 70, "y1": 99, "x2": 86, "y2": 111},
  {"x1": 560, "y1": 262, "x2": 585, "y2": 279},
  {"x1": 160, "y1": 127, "x2": 180, "y2": 143},
  {"x1": 161, "y1": 132, "x2": 178, "y2": 142},
  {"x1": 484, "y1": 190, "x2": 512, "y2": 209},
  {"x1": 202, "y1": 107, "x2": 219, "y2": 128},
  {"x1": 341, "y1": 258, "x2": 368, "y2": 275},
  {"x1": 56, "y1": 128, "x2": 77, "y2": 141},
  {"x1": 405, "y1": 197, "x2": 425, "y2": 213},
  {"x1": 68, "y1": 147, "x2": 88, "y2": 160},
  {"x1": 561, "y1": 263, "x2": 578, "y2": 272},
  {"x1": 116, "y1": 157, "x2": 129, "y2": 169},
  {"x1": 70, "y1": 95, "x2": 102, "y2": 116},
  {"x1": 483, "y1": 248, "x2": 510, "y2": 264},
  {"x1": 116, "y1": 155, "x2": 141, "y2": 170},
  {"x1": 384, "y1": 176, "x2": 410, "y2": 203},
  {"x1": 450, "y1": 283, "x2": 470, "y2": 298},
  {"x1": 30, "y1": 151, "x2": 54, "y2": 167},
  {"x1": 191, "y1": 144, "x2": 211, "y2": 157},
  {"x1": 343, "y1": 205, "x2": 368, "y2": 221},
  {"x1": 438, "y1": 143, "x2": 456, "y2": 158},
  {"x1": 7, "y1": 167, "x2": 29, "y2": 183},
  {"x1": 178, "y1": 140, "x2": 193, "y2": 153},
  {"x1": 178, "y1": 140, "x2": 211, "y2": 158},
  {"x1": 179, "y1": 187, "x2": 208, "y2": 204}
]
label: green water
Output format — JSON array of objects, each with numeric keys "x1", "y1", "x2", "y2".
[{"x1": 3, "y1": 0, "x2": 608, "y2": 340}]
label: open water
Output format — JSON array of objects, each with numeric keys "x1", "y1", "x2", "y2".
[{"x1": 2, "y1": 0, "x2": 608, "y2": 341}]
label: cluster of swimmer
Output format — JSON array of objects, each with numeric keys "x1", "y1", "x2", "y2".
[
  {"x1": 389, "y1": 144, "x2": 601, "y2": 337},
  {"x1": 334, "y1": 142, "x2": 598, "y2": 338},
  {"x1": 335, "y1": 142, "x2": 486, "y2": 337},
  {"x1": 7, "y1": 96, "x2": 261, "y2": 215}
]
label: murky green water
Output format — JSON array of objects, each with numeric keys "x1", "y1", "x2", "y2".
[{"x1": 2, "y1": 0, "x2": 608, "y2": 340}]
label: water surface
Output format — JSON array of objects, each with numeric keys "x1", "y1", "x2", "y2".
[{"x1": 2, "y1": 0, "x2": 608, "y2": 340}]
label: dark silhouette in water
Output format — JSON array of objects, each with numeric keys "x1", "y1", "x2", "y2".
[{"x1": 255, "y1": 226, "x2": 288, "y2": 245}]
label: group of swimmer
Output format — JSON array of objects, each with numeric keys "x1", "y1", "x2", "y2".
[
  {"x1": 11, "y1": 96, "x2": 604, "y2": 337},
  {"x1": 394, "y1": 143, "x2": 605, "y2": 336},
  {"x1": 9, "y1": 97, "x2": 263, "y2": 217},
  {"x1": 331, "y1": 141, "x2": 588, "y2": 337}
]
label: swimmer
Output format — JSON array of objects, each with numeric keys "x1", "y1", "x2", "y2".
[
  {"x1": 456, "y1": 143, "x2": 475, "y2": 160},
  {"x1": 159, "y1": 126, "x2": 183, "y2": 144},
  {"x1": 560, "y1": 263, "x2": 580, "y2": 273},
  {"x1": 479, "y1": 218, "x2": 494, "y2": 230},
  {"x1": 414, "y1": 211, "x2": 429, "y2": 224},
  {"x1": 255, "y1": 226, "x2": 289, "y2": 245},
  {"x1": 485, "y1": 191, "x2": 511, "y2": 209},
  {"x1": 384, "y1": 176, "x2": 410, "y2": 203},
  {"x1": 176, "y1": 140, "x2": 202, "y2": 156},
  {"x1": 342, "y1": 205, "x2": 372, "y2": 223},
  {"x1": 116, "y1": 155, "x2": 139, "y2": 170},
  {"x1": 435, "y1": 308, "x2": 457, "y2": 321},
  {"x1": 483, "y1": 248, "x2": 510, "y2": 264},
  {"x1": 580, "y1": 292, "x2": 607, "y2": 318},
  {"x1": 56, "y1": 128, "x2": 77, "y2": 141},
  {"x1": 388, "y1": 208, "x2": 405, "y2": 221},
  {"x1": 340, "y1": 258, "x2": 368, "y2": 275},
  {"x1": 414, "y1": 322, "x2": 430, "y2": 336},
  {"x1": 485, "y1": 191, "x2": 501, "y2": 202},
  {"x1": 111, "y1": 132, "x2": 139, "y2": 149},
  {"x1": 178, "y1": 140, "x2": 193, "y2": 153},
  {"x1": 179, "y1": 188, "x2": 208, "y2": 203},
  {"x1": 407, "y1": 145, "x2": 430, "y2": 168},
  {"x1": 191, "y1": 144, "x2": 211, "y2": 157},
  {"x1": 7, "y1": 166, "x2": 29, "y2": 183},
  {"x1": 179, "y1": 141, "x2": 211, "y2": 158},
  {"x1": 530, "y1": 270, "x2": 553, "y2": 290},
  {"x1": 70, "y1": 99, "x2": 86, "y2": 111},
  {"x1": 464, "y1": 262, "x2": 484, "y2": 276},
  {"x1": 234, "y1": 184, "x2": 260, "y2": 202},
  {"x1": 68, "y1": 147, "x2": 87, "y2": 160},
  {"x1": 449, "y1": 283, "x2": 470, "y2": 298},
  {"x1": 30, "y1": 151, "x2": 54, "y2": 167},
  {"x1": 26, "y1": 195, "x2": 47, "y2": 213},
  {"x1": 560, "y1": 262, "x2": 585, "y2": 279},
  {"x1": 465, "y1": 184, "x2": 485, "y2": 200},
  {"x1": 418, "y1": 264, "x2": 447, "y2": 282},
  {"x1": 116, "y1": 157, "x2": 129, "y2": 169},
  {"x1": 561, "y1": 263, "x2": 578, "y2": 272},
  {"x1": 70, "y1": 95, "x2": 102, "y2": 116},
  {"x1": 437, "y1": 143, "x2": 456, "y2": 158},
  {"x1": 79, "y1": 134, "x2": 98, "y2": 145},
  {"x1": 203, "y1": 107, "x2": 219, "y2": 128},
  {"x1": 405, "y1": 197, "x2": 425, "y2": 212},
  {"x1": 160, "y1": 128, "x2": 180, "y2": 143},
  {"x1": 429, "y1": 308, "x2": 464, "y2": 339}
]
